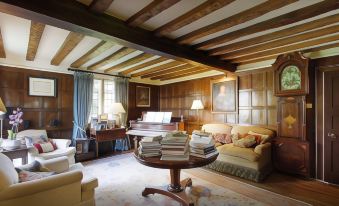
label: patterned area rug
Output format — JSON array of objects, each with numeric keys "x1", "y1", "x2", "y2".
[{"x1": 82, "y1": 153, "x2": 304, "y2": 206}]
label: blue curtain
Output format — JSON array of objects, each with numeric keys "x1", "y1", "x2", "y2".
[
  {"x1": 113, "y1": 77, "x2": 130, "y2": 151},
  {"x1": 72, "y1": 71, "x2": 94, "y2": 140}
]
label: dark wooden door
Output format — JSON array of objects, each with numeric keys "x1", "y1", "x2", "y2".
[{"x1": 324, "y1": 70, "x2": 339, "y2": 184}]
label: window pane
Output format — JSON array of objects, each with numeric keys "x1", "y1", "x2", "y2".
[
  {"x1": 90, "y1": 79, "x2": 102, "y2": 119},
  {"x1": 103, "y1": 80, "x2": 115, "y2": 119}
]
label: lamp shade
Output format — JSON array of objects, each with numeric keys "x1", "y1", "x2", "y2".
[
  {"x1": 191, "y1": 100, "x2": 204, "y2": 110},
  {"x1": 111, "y1": 103, "x2": 126, "y2": 114},
  {"x1": 0, "y1": 97, "x2": 6, "y2": 114}
]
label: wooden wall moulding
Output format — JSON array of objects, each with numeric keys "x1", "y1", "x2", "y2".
[
  {"x1": 273, "y1": 52, "x2": 309, "y2": 96},
  {"x1": 277, "y1": 96, "x2": 306, "y2": 140}
]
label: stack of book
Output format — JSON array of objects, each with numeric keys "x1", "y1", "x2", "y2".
[
  {"x1": 161, "y1": 132, "x2": 189, "y2": 161},
  {"x1": 138, "y1": 136, "x2": 162, "y2": 157},
  {"x1": 189, "y1": 131, "x2": 218, "y2": 158}
]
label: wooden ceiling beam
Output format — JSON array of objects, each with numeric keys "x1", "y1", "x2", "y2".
[
  {"x1": 141, "y1": 64, "x2": 195, "y2": 79},
  {"x1": 195, "y1": 0, "x2": 339, "y2": 50},
  {"x1": 150, "y1": 65, "x2": 200, "y2": 80},
  {"x1": 126, "y1": 0, "x2": 180, "y2": 27},
  {"x1": 209, "y1": 13, "x2": 339, "y2": 56},
  {"x1": 0, "y1": 0, "x2": 235, "y2": 72},
  {"x1": 51, "y1": 32, "x2": 84, "y2": 66},
  {"x1": 89, "y1": 0, "x2": 114, "y2": 13},
  {"x1": 71, "y1": 40, "x2": 115, "y2": 68},
  {"x1": 160, "y1": 67, "x2": 210, "y2": 81},
  {"x1": 155, "y1": 0, "x2": 235, "y2": 36},
  {"x1": 237, "y1": 56, "x2": 277, "y2": 66},
  {"x1": 237, "y1": 42, "x2": 339, "y2": 66},
  {"x1": 177, "y1": 0, "x2": 297, "y2": 45},
  {"x1": 26, "y1": 21, "x2": 45, "y2": 61},
  {"x1": 120, "y1": 57, "x2": 168, "y2": 75},
  {"x1": 222, "y1": 25, "x2": 339, "y2": 60},
  {"x1": 303, "y1": 42, "x2": 339, "y2": 54},
  {"x1": 88, "y1": 47, "x2": 135, "y2": 71},
  {"x1": 0, "y1": 29, "x2": 6, "y2": 58},
  {"x1": 131, "y1": 61, "x2": 185, "y2": 77},
  {"x1": 105, "y1": 53, "x2": 154, "y2": 73},
  {"x1": 231, "y1": 34, "x2": 339, "y2": 63}
]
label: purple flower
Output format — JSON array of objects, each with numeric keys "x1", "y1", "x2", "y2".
[{"x1": 8, "y1": 108, "x2": 23, "y2": 129}]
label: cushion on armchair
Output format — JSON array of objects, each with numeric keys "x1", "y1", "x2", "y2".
[{"x1": 33, "y1": 141, "x2": 57, "y2": 153}]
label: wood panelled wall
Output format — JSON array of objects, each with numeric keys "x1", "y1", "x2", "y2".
[
  {"x1": 128, "y1": 82, "x2": 160, "y2": 122},
  {"x1": 0, "y1": 66, "x2": 73, "y2": 139},
  {"x1": 159, "y1": 69, "x2": 277, "y2": 133}
]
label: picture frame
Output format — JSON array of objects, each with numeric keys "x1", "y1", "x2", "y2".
[
  {"x1": 211, "y1": 77, "x2": 238, "y2": 113},
  {"x1": 28, "y1": 77, "x2": 57, "y2": 97},
  {"x1": 136, "y1": 86, "x2": 150, "y2": 107},
  {"x1": 76, "y1": 142, "x2": 83, "y2": 154}
]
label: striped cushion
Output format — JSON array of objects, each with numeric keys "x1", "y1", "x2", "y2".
[{"x1": 33, "y1": 141, "x2": 57, "y2": 153}]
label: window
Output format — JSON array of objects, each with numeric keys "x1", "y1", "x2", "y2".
[{"x1": 90, "y1": 79, "x2": 116, "y2": 120}]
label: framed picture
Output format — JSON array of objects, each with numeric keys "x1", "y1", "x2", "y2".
[
  {"x1": 136, "y1": 86, "x2": 150, "y2": 107},
  {"x1": 28, "y1": 77, "x2": 57, "y2": 97},
  {"x1": 211, "y1": 77, "x2": 238, "y2": 113},
  {"x1": 76, "y1": 142, "x2": 83, "y2": 154}
]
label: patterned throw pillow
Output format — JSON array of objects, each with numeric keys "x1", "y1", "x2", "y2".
[
  {"x1": 232, "y1": 133, "x2": 257, "y2": 148},
  {"x1": 248, "y1": 131, "x2": 271, "y2": 144},
  {"x1": 16, "y1": 170, "x2": 55, "y2": 183},
  {"x1": 212, "y1": 133, "x2": 232, "y2": 144},
  {"x1": 25, "y1": 135, "x2": 49, "y2": 147},
  {"x1": 33, "y1": 141, "x2": 57, "y2": 153}
]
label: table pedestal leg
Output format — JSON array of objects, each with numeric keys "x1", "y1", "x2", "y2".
[{"x1": 142, "y1": 169, "x2": 194, "y2": 206}]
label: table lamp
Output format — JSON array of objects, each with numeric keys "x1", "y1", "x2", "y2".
[
  {"x1": 111, "y1": 103, "x2": 126, "y2": 127},
  {"x1": 191, "y1": 100, "x2": 204, "y2": 125},
  {"x1": 0, "y1": 97, "x2": 7, "y2": 139}
]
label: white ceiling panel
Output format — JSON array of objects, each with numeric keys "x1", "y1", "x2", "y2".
[{"x1": 105, "y1": 0, "x2": 153, "y2": 21}]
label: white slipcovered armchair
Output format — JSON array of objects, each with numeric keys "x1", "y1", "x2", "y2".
[
  {"x1": 0, "y1": 154, "x2": 98, "y2": 206},
  {"x1": 16, "y1": 130, "x2": 76, "y2": 164}
]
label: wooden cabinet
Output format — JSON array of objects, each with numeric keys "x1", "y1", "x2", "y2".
[{"x1": 273, "y1": 137, "x2": 310, "y2": 177}]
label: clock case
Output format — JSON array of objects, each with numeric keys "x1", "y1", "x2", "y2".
[
  {"x1": 272, "y1": 52, "x2": 311, "y2": 178},
  {"x1": 273, "y1": 52, "x2": 309, "y2": 96}
]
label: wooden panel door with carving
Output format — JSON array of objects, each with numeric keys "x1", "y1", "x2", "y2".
[{"x1": 324, "y1": 70, "x2": 339, "y2": 184}]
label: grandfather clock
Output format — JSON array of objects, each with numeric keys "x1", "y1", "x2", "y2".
[{"x1": 272, "y1": 52, "x2": 310, "y2": 177}]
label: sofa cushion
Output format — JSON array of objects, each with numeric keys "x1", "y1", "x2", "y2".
[
  {"x1": 231, "y1": 125, "x2": 275, "y2": 138},
  {"x1": 248, "y1": 131, "x2": 271, "y2": 144},
  {"x1": 37, "y1": 147, "x2": 76, "y2": 160},
  {"x1": 216, "y1": 144, "x2": 260, "y2": 162},
  {"x1": 213, "y1": 133, "x2": 232, "y2": 144},
  {"x1": 202, "y1": 124, "x2": 232, "y2": 135},
  {"x1": 16, "y1": 169, "x2": 55, "y2": 183},
  {"x1": 232, "y1": 134, "x2": 257, "y2": 148},
  {"x1": 34, "y1": 141, "x2": 57, "y2": 153}
]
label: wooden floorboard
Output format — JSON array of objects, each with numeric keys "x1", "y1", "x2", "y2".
[{"x1": 184, "y1": 168, "x2": 339, "y2": 206}]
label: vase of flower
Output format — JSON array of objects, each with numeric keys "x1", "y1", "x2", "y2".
[{"x1": 2, "y1": 108, "x2": 23, "y2": 150}]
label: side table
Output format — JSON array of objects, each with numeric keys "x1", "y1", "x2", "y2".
[{"x1": 0, "y1": 145, "x2": 28, "y2": 165}]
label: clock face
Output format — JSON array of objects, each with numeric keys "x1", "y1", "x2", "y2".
[{"x1": 280, "y1": 65, "x2": 301, "y2": 90}]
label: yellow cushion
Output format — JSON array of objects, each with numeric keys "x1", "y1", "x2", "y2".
[
  {"x1": 216, "y1": 144, "x2": 260, "y2": 162},
  {"x1": 231, "y1": 125, "x2": 275, "y2": 137},
  {"x1": 202, "y1": 124, "x2": 232, "y2": 134}
]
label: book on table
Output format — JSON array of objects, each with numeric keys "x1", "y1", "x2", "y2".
[
  {"x1": 160, "y1": 131, "x2": 189, "y2": 161},
  {"x1": 189, "y1": 134, "x2": 218, "y2": 159},
  {"x1": 138, "y1": 136, "x2": 162, "y2": 157}
]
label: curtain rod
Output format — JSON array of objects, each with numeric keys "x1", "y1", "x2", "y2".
[{"x1": 68, "y1": 68, "x2": 131, "y2": 79}]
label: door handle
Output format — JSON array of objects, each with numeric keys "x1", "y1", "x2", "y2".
[{"x1": 328, "y1": 132, "x2": 337, "y2": 139}]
